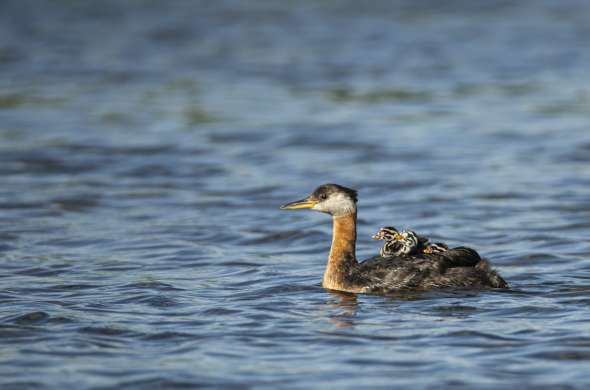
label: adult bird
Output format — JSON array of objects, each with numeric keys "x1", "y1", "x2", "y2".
[{"x1": 280, "y1": 184, "x2": 507, "y2": 294}]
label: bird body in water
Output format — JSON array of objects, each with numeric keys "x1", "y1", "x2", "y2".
[{"x1": 280, "y1": 184, "x2": 507, "y2": 294}]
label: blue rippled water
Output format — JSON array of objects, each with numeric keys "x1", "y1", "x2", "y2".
[{"x1": 1, "y1": 1, "x2": 590, "y2": 388}]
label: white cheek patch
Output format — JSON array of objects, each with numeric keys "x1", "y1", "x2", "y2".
[{"x1": 313, "y1": 193, "x2": 356, "y2": 216}]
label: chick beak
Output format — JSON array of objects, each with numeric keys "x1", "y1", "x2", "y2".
[{"x1": 280, "y1": 197, "x2": 318, "y2": 210}]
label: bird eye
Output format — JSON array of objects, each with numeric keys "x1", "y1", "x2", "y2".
[{"x1": 319, "y1": 193, "x2": 327, "y2": 200}]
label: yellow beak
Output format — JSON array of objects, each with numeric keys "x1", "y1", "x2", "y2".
[{"x1": 280, "y1": 198, "x2": 318, "y2": 210}]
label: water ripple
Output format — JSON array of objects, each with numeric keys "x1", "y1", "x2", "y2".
[{"x1": 2, "y1": 1, "x2": 590, "y2": 389}]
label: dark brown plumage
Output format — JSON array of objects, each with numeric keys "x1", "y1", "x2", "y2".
[{"x1": 352, "y1": 248, "x2": 508, "y2": 294}]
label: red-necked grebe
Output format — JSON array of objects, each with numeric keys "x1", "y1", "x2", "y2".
[{"x1": 280, "y1": 183, "x2": 507, "y2": 294}]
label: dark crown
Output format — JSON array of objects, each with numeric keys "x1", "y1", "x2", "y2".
[{"x1": 312, "y1": 183, "x2": 358, "y2": 203}]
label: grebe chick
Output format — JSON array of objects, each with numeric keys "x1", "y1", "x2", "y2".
[
  {"x1": 423, "y1": 242, "x2": 449, "y2": 254},
  {"x1": 372, "y1": 227, "x2": 449, "y2": 257},
  {"x1": 371, "y1": 226, "x2": 428, "y2": 257},
  {"x1": 280, "y1": 183, "x2": 507, "y2": 294}
]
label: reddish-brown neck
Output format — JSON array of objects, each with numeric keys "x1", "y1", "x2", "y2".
[{"x1": 323, "y1": 212, "x2": 359, "y2": 291}]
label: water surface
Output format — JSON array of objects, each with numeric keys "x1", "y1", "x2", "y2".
[{"x1": 1, "y1": 1, "x2": 590, "y2": 388}]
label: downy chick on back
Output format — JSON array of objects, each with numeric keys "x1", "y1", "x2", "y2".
[{"x1": 372, "y1": 226, "x2": 448, "y2": 257}]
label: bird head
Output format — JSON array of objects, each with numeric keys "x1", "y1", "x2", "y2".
[
  {"x1": 371, "y1": 226, "x2": 402, "y2": 241},
  {"x1": 280, "y1": 183, "x2": 358, "y2": 217}
]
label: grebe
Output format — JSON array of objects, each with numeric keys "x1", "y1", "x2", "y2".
[
  {"x1": 423, "y1": 242, "x2": 450, "y2": 254},
  {"x1": 280, "y1": 184, "x2": 507, "y2": 294},
  {"x1": 371, "y1": 226, "x2": 428, "y2": 257},
  {"x1": 372, "y1": 226, "x2": 449, "y2": 257}
]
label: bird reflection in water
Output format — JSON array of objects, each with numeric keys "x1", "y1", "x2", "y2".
[
  {"x1": 322, "y1": 289, "x2": 447, "y2": 328},
  {"x1": 325, "y1": 290, "x2": 359, "y2": 328}
]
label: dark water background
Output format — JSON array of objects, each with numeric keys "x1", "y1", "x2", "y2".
[{"x1": 1, "y1": 1, "x2": 590, "y2": 388}]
